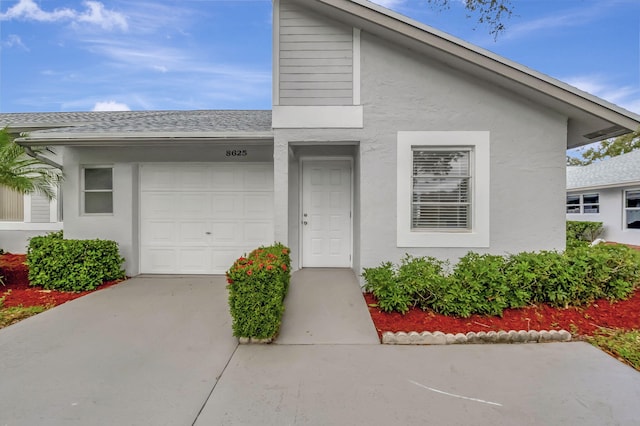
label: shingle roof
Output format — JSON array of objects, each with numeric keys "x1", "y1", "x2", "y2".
[
  {"x1": 0, "y1": 110, "x2": 273, "y2": 140},
  {"x1": 567, "y1": 150, "x2": 640, "y2": 190}
]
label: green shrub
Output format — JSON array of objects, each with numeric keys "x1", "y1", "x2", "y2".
[
  {"x1": 363, "y1": 245, "x2": 640, "y2": 317},
  {"x1": 26, "y1": 231, "x2": 125, "y2": 292},
  {"x1": 226, "y1": 243, "x2": 291, "y2": 340},
  {"x1": 431, "y1": 253, "x2": 510, "y2": 318},
  {"x1": 567, "y1": 220, "x2": 603, "y2": 247},
  {"x1": 363, "y1": 255, "x2": 447, "y2": 314}
]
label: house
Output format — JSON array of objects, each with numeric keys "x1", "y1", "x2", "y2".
[
  {"x1": 1, "y1": 119, "x2": 64, "y2": 254},
  {"x1": 567, "y1": 150, "x2": 640, "y2": 245},
  {"x1": 2, "y1": 0, "x2": 640, "y2": 276}
]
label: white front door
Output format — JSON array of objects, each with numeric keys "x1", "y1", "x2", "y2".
[{"x1": 301, "y1": 160, "x2": 352, "y2": 267}]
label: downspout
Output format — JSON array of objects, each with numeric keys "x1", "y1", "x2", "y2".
[{"x1": 22, "y1": 145, "x2": 63, "y2": 170}]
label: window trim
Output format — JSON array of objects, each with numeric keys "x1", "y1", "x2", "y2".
[
  {"x1": 624, "y1": 188, "x2": 640, "y2": 230},
  {"x1": 397, "y1": 131, "x2": 490, "y2": 247},
  {"x1": 81, "y1": 165, "x2": 114, "y2": 215},
  {"x1": 566, "y1": 193, "x2": 600, "y2": 214}
]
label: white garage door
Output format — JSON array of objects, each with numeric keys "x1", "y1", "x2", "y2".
[{"x1": 139, "y1": 163, "x2": 274, "y2": 274}]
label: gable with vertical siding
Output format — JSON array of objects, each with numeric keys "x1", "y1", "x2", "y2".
[{"x1": 279, "y1": 0, "x2": 354, "y2": 106}]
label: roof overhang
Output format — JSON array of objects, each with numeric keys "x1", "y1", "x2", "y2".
[
  {"x1": 299, "y1": 0, "x2": 640, "y2": 148},
  {"x1": 568, "y1": 180, "x2": 640, "y2": 192},
  {"x1": 15, "y1": 132, "x2": 274, "y2": 147}
]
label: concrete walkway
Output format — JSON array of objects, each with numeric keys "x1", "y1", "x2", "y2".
[
  {"x1": 1, "y1": 272, "x2": 640, "y2": 425},
  {"x1": 277, "y1": 268, "x2": 379, "y2": 344}
]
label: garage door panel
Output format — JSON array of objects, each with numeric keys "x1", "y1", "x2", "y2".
[
  {"x1": 243, "y1": 194, "x2": 273, "y2": 217},
  {"x1": 140, "y1": 166, "x2": 179, "y2": 191},
  {"x1": 211, "y1": 194, "x2": 242, "y2": 217},
  {"x1": 140, "y1": 163, "x2": 274, "y2": 274},
  {"x1": 142, "y1": 221, "x2": 177, "y2": 245},
  {"x1": 212, "y1": 249, "x2": 244, "y2": 273},
  {"x1": 178, "y1": 221, "x2": 210, "y2": 244},
  {"x1": 141, "y1": 193, "x2": 176, "y2": 219},
  {"x1": 180, "y1": 166, "x2": 211, "y2": 190},
  {"x1": 179, "y1": 193, "x2": 212, "y2": 218},
  {"x1": 211, "y1": 222, "x2": 240, "y2": 243},
  {"x1": 179, "y1": 248, "x2": 211, "y2": 274},
  {"x1": 244, "y1": 168, "x2": 273, "y2": 190},
  {"x1": 142, "y1": 248, "x2": 178, "y2": 273},
  {"x1": 243, "y1": 222, "x2": 274, "y2": 243}
]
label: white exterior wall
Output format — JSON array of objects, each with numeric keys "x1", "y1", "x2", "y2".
[
  {"x1": 567, "y1": 187, "x2": 640, "y2": 245},
  {"x1": 63, "y1": 143, "x2": 273, "y2": 276},
  {"x1": 273, "y1": 30, "x2": 569, "y2": 273}
]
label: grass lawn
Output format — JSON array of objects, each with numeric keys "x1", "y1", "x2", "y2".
[
  {"x1": 0, "y1": 301, "x2": 49, "y2": 329},
  {"x1": 587, "y1": 329, "x2": 640, "y2": 371}
]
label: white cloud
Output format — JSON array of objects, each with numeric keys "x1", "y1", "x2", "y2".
[
  {"x1": 75, "y1": 1, "x2": 128, "y2": 31},
  {"x1": 0, "y1": 0, "x2": 127, "y2": 31},
  {"x1": 564, "y1": 74, "x2": 640, "y2": 114},
  {"x1": 0, "y1": 0, "x2": 75, "y2": 22},
  {"x1": 2, "y1": 34, "x2": 29, "y2": 50},
  {"x1": 500, "y1": 3, "x2": 608, "y2": 42},
  {"x1": 92, "y1": 101, "x2": 130, "y2": 111}
]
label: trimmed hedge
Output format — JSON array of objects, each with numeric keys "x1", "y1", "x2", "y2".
[
  {"x1": 363, "y1": 244, "x2": 640, "y2": 318},
  {"x1": 567, "y1": 220, "x2": 603, "y2": 247},
  {"x1": 27, "y1": 231, "x2": 125, "y2": 292},
  {"x1": 226, "y1": 243, "x2": 291, "y2": 340}
]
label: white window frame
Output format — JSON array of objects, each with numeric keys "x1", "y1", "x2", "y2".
[
  {"x1": 397, "y1": 131, "x2": 490, "y2": 247},
  {"x1": 81, "y1": 165, "x2": 113, "y2": 215},
  {"x1": 624, "y1": 189, "x2": 640, "y2": 230},
  {"x1": 566, "y1": 193, "x2": 599, "y2": 214}
]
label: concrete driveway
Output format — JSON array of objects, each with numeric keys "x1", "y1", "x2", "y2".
[
  {"x1": 1, "y1": 273, "x2": 640, "y2": 426},
  {"x1": 0, "y1": 276, "x2": 238, "y2": 426}
]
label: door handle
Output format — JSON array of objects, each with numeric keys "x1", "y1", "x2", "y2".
[{"x1": 205, "y1": 232, "x2": 212, "y2": 235}]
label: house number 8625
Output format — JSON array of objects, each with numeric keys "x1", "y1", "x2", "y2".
[{"x1": 226, "y1": 149, "x2": 247, "y2": 157}]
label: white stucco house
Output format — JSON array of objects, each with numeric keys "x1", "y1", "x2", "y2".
[
  {"x1": 567, "y1": 150, "x2": 640, "y2": 246},
  {"x1": 2, "y1": 0, "x2": 640, "y2": 276}
]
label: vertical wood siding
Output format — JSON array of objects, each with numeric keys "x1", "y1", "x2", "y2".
[
  {"x1": 0, "y1": 185, "x2": 24, "y2": 221},
  {"x1": 279, "y1": 0, "x2": 353, "y2": 106}
]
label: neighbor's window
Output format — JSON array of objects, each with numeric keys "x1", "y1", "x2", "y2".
[
  {"x1": 412, "y1": 148, "x2": 471, "y2": 230},
  {"x1": 82, "y1": 166, "x2": 113, "y2": 214},
  {"x1": 0, "y1": 185, "x2": 24, "y2": 221},
  {"x1": 625, "y1": 190, "x2": 640, "y2": 229},
  {"x1": 566, "y1": 193, "x2": 599, "y2": 214}
]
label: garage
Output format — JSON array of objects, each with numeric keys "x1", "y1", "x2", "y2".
[{"x1": 139, "y1": 163, "x2": 274, "y2": 274}]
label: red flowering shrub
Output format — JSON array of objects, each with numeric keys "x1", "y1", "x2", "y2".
[{"x1": 226, "y1": 243, "x2": 291, "y2": 339}]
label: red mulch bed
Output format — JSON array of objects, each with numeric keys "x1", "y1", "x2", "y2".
[
  {"x1": 365, "y1": 291, "x2": 640, "y2": 339},
  {"x1": 1, "y1": 253, "x2": 122, "y2": 308}
]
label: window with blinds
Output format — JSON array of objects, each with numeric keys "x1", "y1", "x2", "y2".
[
  {"x1": 412, "y1": 148, "x2": 471, "y2": 230},
  {"x1": 0, "y1": 185, "x2": 24, "y2": 221}
]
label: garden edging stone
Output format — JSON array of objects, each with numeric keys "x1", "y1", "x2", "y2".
[{"x1": 381, "y1": 329, "x2": 572, "y2": 345}]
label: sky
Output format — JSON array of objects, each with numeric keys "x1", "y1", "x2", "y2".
[{"x1": 0, "y1": 0, "x2": 639, "y2": 126}]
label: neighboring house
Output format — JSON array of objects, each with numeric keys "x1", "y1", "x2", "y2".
[
  {"x1": 1, "y1": 0, "x2": 640, "y2": 276},
  {"x1": 0, "y1": 123, "x2": 63, "y2": 253},
  {"x1": 567, "y1": 150, "x2": 640, "y2": 246}
]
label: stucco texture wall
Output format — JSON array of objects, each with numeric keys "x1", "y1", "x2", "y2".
[{"x1": 357, "y1": 32, "x2": 568, "y2": 269}]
